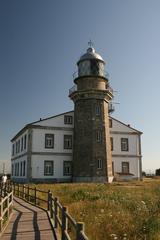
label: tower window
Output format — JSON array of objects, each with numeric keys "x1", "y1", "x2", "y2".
[
  {"x1": 45, "y1": 134, "x2": 54, "y2": 149},
  {"x1": 95, "y1": 104, "x2": 101, "y2": 116},
  {"x1": 121, "y1": 138, "x2": 129, "y2": 151},
  {"x1": 122, "y1": 162, "x2": 129, "y2": 174},
  {"x1": 109, "y1": 119, "x2": 112, "y2": 128},
  {"x1": 97, "y1": 159, "x2": 103, "y2": 169},
  {"x1": 64, "y1": 135, "x2": 72, "y2": 149},
  {"x1": 64, "y1": 115, "x2": 73, "y2": 124},
  {"x1": 44, "y1": 161, "x2": 54, "y2": 176},
  {"x1": 63, "y1": 161, "x2": 72, "y2": 176},
  {"x1": 110, "y1": 137, "x2": 113, "y2": 151},
  {"x1": 96, "y1": 130, "x2": 102, "y2": 143}
]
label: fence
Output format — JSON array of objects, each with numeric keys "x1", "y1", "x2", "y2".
[
  {"x1": 13, "y1": 183, "x2": 89, "y2": 240},
  {"x1": 0, "y1": 183, "x2": 13, "y2": 232}
]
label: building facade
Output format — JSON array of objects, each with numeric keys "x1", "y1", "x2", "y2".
[
  {"x1": 11, "y1": 111, "x2": 142, "y2": 183},
  {"x1": 11, "y1": 46, "x2": 142, "y2": 183}
]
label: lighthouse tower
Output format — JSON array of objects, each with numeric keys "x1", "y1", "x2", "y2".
[{"x1": 69, "y1": 44, "x2": 114, "y2": 182}]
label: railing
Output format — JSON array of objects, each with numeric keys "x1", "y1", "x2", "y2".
[
  {"x1": 69, "y1": 85, "x2": 77, "y2": 96},
  {"x1": 12, "y1": 183, "x2": 89, "y2": 240},
  {"x1": 0, "y1": 183, "x2": 13, "y2": 233}
]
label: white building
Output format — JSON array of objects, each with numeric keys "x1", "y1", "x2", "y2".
[
  {"x1": 11, "y1": 111, "x2": 142, "y2": 183},
  {"x1": 11, "y1": 45, "x2": 142, "y2": 183}
]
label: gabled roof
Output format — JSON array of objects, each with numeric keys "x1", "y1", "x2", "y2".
[
  {"x1": 110, "y1": 116, "x2": 143, "y2": 134},
  {"x1": 11, "y1": 110, "x2": 142, "y2": 142},
  {"x1": 11, "y1": 110, "x2": 74, "y2": 142}
]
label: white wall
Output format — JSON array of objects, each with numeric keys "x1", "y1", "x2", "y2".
[
  {"x1": 32, "y1": 128, "x2": 73, "y2": 153},
  {"x1": 112, "y1": 157, "x2": 140, "y2": 178},
  {"x1": 11, "y1": 129, "x2": 28, "y2": 158},
  {"x1": 110, "y1": 117, "x2": 140, "y2": 133},
  {"x1": 33, "y1": 111, "x2": 74, "y2": 127},
  {"x1": 11, "y1": 155, "x2": 27, "y2": 178},
  {"x1": 31, "y1": 155, "x2": 72, "y2": 179},
  {"x1": 110, "y1": 133, "x2": 140, "y2": 155}
]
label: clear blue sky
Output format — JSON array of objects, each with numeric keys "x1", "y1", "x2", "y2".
[{"x1": 0, "y1": 0, "x2": 159, "y2": 173}]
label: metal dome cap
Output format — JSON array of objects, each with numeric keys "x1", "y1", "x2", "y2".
[{"x1": 77, "y1": 46, "x2": 105, "y2": 64}]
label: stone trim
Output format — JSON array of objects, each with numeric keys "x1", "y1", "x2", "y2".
[
  {"x1": 11, "y1": 152, "x2": 28, "y2": 161},
  {"x1": 110, "y1": 131, "x2": 140, "y2": 135},
  {"x1": 31, "y1": 125, "x2": 73, "y2": 131},
  {"x1": 112, "y1": 154, "x2": 142, "y2": 158},
  {"x1": 31, "y1": 152, "x2": 72, "y2": 156}
]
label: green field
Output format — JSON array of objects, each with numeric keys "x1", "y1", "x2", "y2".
[{"x1": 33, "y1": 179, "x2": 160, "y2": 240}]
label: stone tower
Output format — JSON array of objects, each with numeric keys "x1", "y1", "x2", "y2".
[{"x1": 69, "y1": 45, "x2": 113, "y2": 182}]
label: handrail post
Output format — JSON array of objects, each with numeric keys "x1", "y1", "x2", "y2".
[
  {"x1": 47, "y1": 190, "x2": 51, "y2": 211},
  {"x1": 13, "y1": 183, "x2": 15, "y2": 195},
  {"x1": 23, "y1": 185, "x2": 25, "y2": 199},
  {"x1": 27, "y1": 185, "x2": 29, "y2": 201},
  {"x1": 76, "y1": 222, "x2": 85, "y2": 240},
  {"x1": 54, "y1": 197, "x2": 58, "y2": 228},
  {"x1": 34, "y1": 187, "x2": 37, "y2": 205},
  {"x1": 0, "y1": 202, "x2": 2, "y2": 231},
  {"x1": 62, "y1": 206, "x2": 68, "y2": 240},
  {"x1": 50, "y1": 193, "x2": 53, "y2": 219},
  {"x1": 7, "y1": 193, "x2": 9, "y2": 218},
  {"x1": 18, "y1": 184, "x2": 20, "y2": 197}
]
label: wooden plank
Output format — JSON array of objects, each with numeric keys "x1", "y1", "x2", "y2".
[{"x1": 1, "y1": 197, "x2": 56, "y2": 240}]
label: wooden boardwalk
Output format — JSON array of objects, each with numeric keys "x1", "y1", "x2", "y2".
[{"x1": 1, "y1": 197, "x2": 56, "y2": 240}]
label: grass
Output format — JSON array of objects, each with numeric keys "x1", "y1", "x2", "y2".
[{"x1": 30, "y1": 179, "x2": 160, "y2": 240}]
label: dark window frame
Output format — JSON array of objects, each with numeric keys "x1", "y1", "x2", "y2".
[
  {"x1": 110, "y1": 137, "x2": 113, "y2": 151},
  {"x1": 109, "y1": 119, "x2": 112, "y2": 128},
  {"x1": 122, "y1": 162, "x2": 129, "y2": 174},
  {"x1": 121, "y1": 138, "x2": 129, "y2": 151},
  {"x1": 63, "y1": 161, "x2": 72, "y2": 176},
  {"x1": 97, "y1": 159, "x2": 103, "y2": 169},
  {"x1": 96, "y1": 130, "x2": 102, "y2": 143},
  {"x1": 45, "y1": 134, "x2": 54, "y2": 149},
  {"x1": 44, "y1": 160, "x2": 54, "y2": 176},
  {"x1": 64, "y1": 135, "x2": 72, "y2": 149},
  {"x1": 64, "y1": 115, "x2": 73, "y2": 125}
]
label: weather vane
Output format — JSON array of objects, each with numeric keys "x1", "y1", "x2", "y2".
[{"x1": 88, "y1": 40, "x2": 94, "y2": 48}]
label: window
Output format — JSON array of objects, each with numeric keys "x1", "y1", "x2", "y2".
[
  {"x1": 44, "y1": 161, "x2": 54, "y2": 176},
  {"x1": 97, "y1": 159, "x2": 103, "y2": 169},
  {"x1": 63, "y1": 161, "x2": 72, "y2": 176},
  {"x1": 110, "y1": 137, "x2": 113, "y2": 151},
  {"x1": 24, "y1": 135, "x2": 27, "y2": 149},
  {"x1": 121, "y1": 138, "x2": 129, "y2": 151},
  {"x1": 12, "y1": 144, "x2": 15, "y2": 156},
  {"x1": 21, "y1": 137, "x2": 23, "y2": 152},
  {"x1": 64, "y1": 135, "x2": 72, "y2": 149},
  {"x1": 95, "y1": 104, "x2": 101, "y2": 116},
  {"x1": 96, "y1": 130, "x2": 102, "y2": 143},
  {"x1": 112, "y1": 162, "x2": 114, "y2": 175},
  {"x1": 64, "y1": 115, "x2": 73, "y2": 124},
  {"x1": 17, "y1": 140, "x2": 20, "y2": 153},
  {"x1": 45, "y1": 134, "x2": 54, "y2": 148},
  {"x1": 17, "y1": 163, "x2": 19, "y2": 176},
  {"x1": 16, "y1": 142, "x2": 18, "y2": 154},
  {"x1": 20, "y1": 162, "x2": 23, "y2": 176},
  {"x1": 109, "y1": 119, "x2": 112, "y2": 128},
  {"x1": 23, "y1": 161, "x2": 26, "y2": 176},
  {"x1": 12, "y1": 164, "x2": 14, "y2": 176},
  {"x1": 122, "y1": 162, "x2": 129, "y2": 174}
]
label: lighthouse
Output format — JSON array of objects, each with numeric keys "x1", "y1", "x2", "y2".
[{"x1": 69, "y1": 43, "x2": 114, "y2": 182}]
